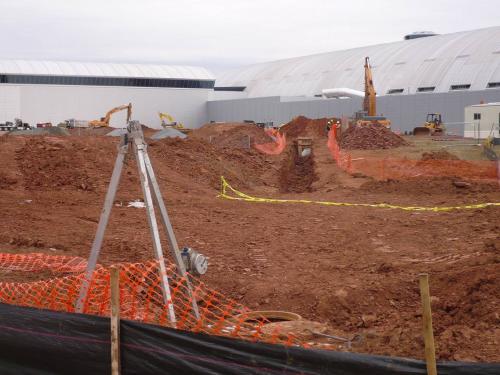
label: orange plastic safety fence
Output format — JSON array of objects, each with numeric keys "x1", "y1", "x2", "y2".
[
  {"x1": 327, "y1": 128, "x2": 498, "y2": 182},
  {"x1": 0, "y1": 252, "x2": 90, "y2": 273},
  {"x1": 327, "y1": 127, "x2": 352, "y2": 173},
  {"x1": 254, "y1": 129, "x2": 287, "y2": 155},
  {"x1": 0, "y1": 253, "x2": 306, "y2": 347}
]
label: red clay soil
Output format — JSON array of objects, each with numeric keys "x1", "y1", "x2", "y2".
[
  {"x1": 280, "y1": 116, "x2": 332, "y2": 139},
  {"x1": 420, "y1": 150, "x2": 459, "y2": 161},
  {"x1": 0, "y1": 134, "x2": 499, "y2": 361},
  {"x1": 190, "y1": 123, "x2": 273, "y2": 148},
  {"x1": 360, "y1": 176, "x2": 500, "y2": 197},
  {"x1": 279, "y1": 144, "x2": 317, "y2": 193},
  {"x1": 351, "y1": 157, "x2": 498, "y2": 182},
  {"x1": 340, "y1": 125, "x2": 408, "y2": 150}
]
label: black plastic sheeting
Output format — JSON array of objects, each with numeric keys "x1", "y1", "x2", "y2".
[{"x1": 0, "y1": 303, "x2": 498, "y2": 375}]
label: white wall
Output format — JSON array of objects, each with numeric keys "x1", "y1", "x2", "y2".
[{"x1": 0, "y1": 84, "x2": 211, "y2": 128}]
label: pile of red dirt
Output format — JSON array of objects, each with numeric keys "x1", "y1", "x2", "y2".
[
  {"x1": 149, "y1": 137, "x2": 276, "y2": 190},
  {"x1": 340, "y1": 125, "x2": 408, "y2": 150},
  {"x1": 280, "y1": 116, "x2": 332, "y2": 139},
  {"x1": 420, "y1": 150, "x2": 459, "y2": 161},
  {"x1": 190, "y1": 123, "x2": 273, "y2": 148},
  {"x1": 16, "y1": 138, "x2": 96, "y2": 191},
  {"x1": 279, "y1": 143, "x2": 317, "y2": 193}
]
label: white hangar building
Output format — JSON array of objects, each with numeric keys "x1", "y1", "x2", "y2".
[
  {"x1": 1, "y1": 27, "x2": 500, "y2": 133},
  {"x1": 0, "y1": 60, "x2": 215, "y2": 128},
  {"x1": 210, "y1": 27, "x2": 500, "y2": 133}
]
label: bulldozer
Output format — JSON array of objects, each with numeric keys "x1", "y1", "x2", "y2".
[
  {"x1": 355, "y1": 57, "x2": 391, "y2": 128},
  {"x1": 413, "y1": 113, "x2": 445, "y2": 136},
  {"x1": 89, "y1": 103, "x2": 132, "y2": 128}
]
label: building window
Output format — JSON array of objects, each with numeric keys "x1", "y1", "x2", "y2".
[
  {"x1": 0, "y1": 74, "x2": 215, "y2": 89},
  {"x1": 473, "y1": 113, "x2": 481, "y2": 120},
  {"x1": 417, "y1": 86, "x2": 435, "y2": 92},
  {"x1": 387, "y1": 88, "x2": 404, "y2": 94},
  {"x1": 450, "y1": 84, "x2": 471, "y2": 90},
  {"x1": 487, "y1": 82, "x2": 500, "y2": 88},
  {"x1": 214, "y1": 86, "x2": 246, "y2": 92}
]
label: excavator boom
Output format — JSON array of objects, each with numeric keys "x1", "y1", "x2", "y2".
[
  {"x1": 363, "y1": 57, "x2": 377, "y2": 117},
  {"x1": 89, "y1": 103, "x2": 132, "y2": 127},
  {"x1": 158, "y1": 112, "x2": 184, "y2": 129}
]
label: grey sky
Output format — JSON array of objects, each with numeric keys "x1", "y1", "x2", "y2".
[{"x1": 0, "y1": 0, "x2": 498, "y2": 73}]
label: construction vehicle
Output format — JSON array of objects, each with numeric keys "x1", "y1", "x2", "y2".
[
  {"x1": 413, "y1": 113, "x2": 446, "y2": 136},
  {"x1": 36, "y1": 122, "x2": 53, "y2": 128},
  {"x1": 0, "y1": 118, "x2": 31, "y2": 131},
  {"x1": 58, "y1": 119, "x2": 90, "y2": 129},
  {"x1": 355, "y1": 57, "x2": 391, "y2": 128},
  {"x1": 159, "y1": 112, "x2": 184, "y2": 129},
  {"x1": 158, "y1": 112, "x2": 193, "y2": 134},
  {"x1": 89, "y1": 103, "x2": 132, "y2": 128}
]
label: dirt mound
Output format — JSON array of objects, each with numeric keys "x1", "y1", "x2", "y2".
[
  {"x1": 340, "y1": 125, "x2": 408, "y2": 150},
  {"x1": 149, "y1": 137, "x2": 276, "y2": 190},
  {"x1": 279, "y1": 144, "x2": 317, "y2": 193},
  {"x1": 421, "y1": 150, "x2": 459, "y2": 161},
  {"x1": 16, "y1": 138, "x2": 95, "y2": 191},
  {"x1": 191, "y1": 123, "x2": 273, "y2": 148},
  {"x1": 280, "y1": 116, "x2": 331, "y2": 139}
]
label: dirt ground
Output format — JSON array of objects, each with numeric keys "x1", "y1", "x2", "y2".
[{"x1": 0, "y1": 125, "x2": 499, "y2": 362}]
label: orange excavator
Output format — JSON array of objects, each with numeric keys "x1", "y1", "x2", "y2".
[
  {"x1": 355, "y1": 57, "x2": 391, "y2": 128},
  {"x1": 89, "y1": 103, "x2": 132, "y2": 127}
]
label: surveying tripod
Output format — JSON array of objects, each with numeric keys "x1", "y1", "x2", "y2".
[{"x1": 75, "y1": 121, "x2": 200, "y2": 326}]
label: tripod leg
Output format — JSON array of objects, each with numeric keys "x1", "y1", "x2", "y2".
[
  {"x1": 143, "y1": 152, "x2": 201, "y2": 319},
  {"x1": 135, "y1": 144, "x2": 177, "y2": 326},
  {"x1": 76, "y1": 139, "x2": 128, "y2": 313}
]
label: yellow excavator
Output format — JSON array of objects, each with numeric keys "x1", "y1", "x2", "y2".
[
  {"x1": 89, "y1": 103, "x2": 132, "y2": 127},
  {"x1": 413, "y1": 113, "x2": 445, "y2": 136},
  {"x1": 158, "y1": 112, "x2": 184, "y2": 129},
  {"x1": 355, "y1": 57, "x2": 391, "y2": 128}
]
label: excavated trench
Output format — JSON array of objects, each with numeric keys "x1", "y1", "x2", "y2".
[{"x1": 279, "y1": 144, "x2": 317, "y2": 193}]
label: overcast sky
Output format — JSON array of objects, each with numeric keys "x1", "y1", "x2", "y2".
[{"x1": 0, "y1": 0, "x2": 498, "y2": 73}]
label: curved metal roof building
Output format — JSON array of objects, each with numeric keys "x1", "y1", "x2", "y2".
[
  {"x1": 0, "y1": 60, "x2": 215, "y2": 80},
  {"x1": 215, "y1": 27, "x2": 500, "y2": 98}
]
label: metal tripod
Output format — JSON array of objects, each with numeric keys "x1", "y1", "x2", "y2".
[{"x1": 75, "y1": 121, "x2": 200, "y2": 326}]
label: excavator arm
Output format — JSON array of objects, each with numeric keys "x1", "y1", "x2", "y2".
[
  {"x1": 158, "y1": 112, "x2": 184, "y2": 129},
  {"x1": 363, "y1": 57, "x2": 377, "y2": 117},
  {"x1": 89, "y1": 103, "x2": 132, "y2": 127}
]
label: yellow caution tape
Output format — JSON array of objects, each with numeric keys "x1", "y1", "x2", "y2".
[{"x1": 219, "y1": 176, "x2": 500, "y2": 212}]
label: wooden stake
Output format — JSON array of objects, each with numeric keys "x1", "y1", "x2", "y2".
[
  {"x1": 110, "y1": 266, "x2": 121, "y2": 375},
  {"x1": 419, "y1": 273, "x2": 437, "y2": 375}
]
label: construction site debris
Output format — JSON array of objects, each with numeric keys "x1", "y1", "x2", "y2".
[{"x1": 340, "y1": 125, "x2": 408, "y2": 150}]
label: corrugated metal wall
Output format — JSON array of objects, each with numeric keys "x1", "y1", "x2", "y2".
[{"x1": 207, "y1": 90, "x2": 500, "y2": 133}]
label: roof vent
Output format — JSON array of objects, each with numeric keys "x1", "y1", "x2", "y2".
[{"x1": 404, "y1": 31, "x2": 438, "y2": 40}]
